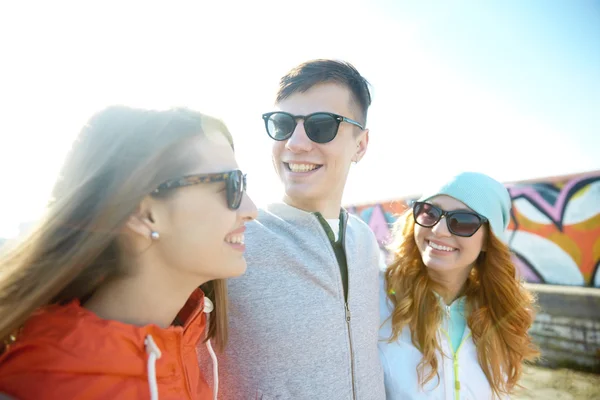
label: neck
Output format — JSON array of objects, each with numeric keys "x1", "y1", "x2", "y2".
[
  {"x1": 428, "y1": 266, "x2": 473, "y2": 305},
  {"x1": 84, "y1": 261, "x2": 205, "y2": 328},
  {"x1": 282, "y1": 194, "x2": 342, "y2": 219}
]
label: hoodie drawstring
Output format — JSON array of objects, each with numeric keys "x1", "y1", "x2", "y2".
[
  {"x1": 143, "y1": 297, "x2": 218, "y2": 400},
  {"x1": 144, "y1": 335, "x2": 162, "y2": 400},
  {"x1": 203, "y1": 297, "x2": 219, "y2": 400}
]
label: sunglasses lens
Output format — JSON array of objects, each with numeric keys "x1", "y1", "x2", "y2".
[
  {"x1": 228, "y1": 171, "x2": 244, "y2": 210},
  {"x1": 414, "y1": 202, "x2": 441, "y2": 226},
  {"x1": 304, "y1": 113, "x2": 339, "y2": 143},
  {"x1": 447, "y1": 213, "x2": 482, "y2": 236},
  {"x1": 266, "y1": 113, "x2": 295, "y2": 140}
]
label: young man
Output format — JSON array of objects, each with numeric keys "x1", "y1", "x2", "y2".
[{"x1": 201, "y1": 59, "x2": 385, "y2": 399}]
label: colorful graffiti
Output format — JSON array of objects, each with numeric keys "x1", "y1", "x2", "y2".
[{"x1": 346, "y1": 171, "x2": 600, "y2": 288}]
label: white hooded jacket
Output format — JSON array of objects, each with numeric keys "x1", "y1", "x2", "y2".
[{"x1": 378, "y1": 278, "x2": 507, "y2": 400}]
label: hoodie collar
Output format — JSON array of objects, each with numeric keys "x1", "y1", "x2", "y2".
[{"x1": 267, "y1": 202, "x2": 347, "y2": 222}]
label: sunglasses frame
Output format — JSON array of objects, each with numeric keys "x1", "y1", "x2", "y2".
[
  {"x1": 153, "y1": 169, "x2": 246, "y2": 210},
  {"x1": 412, "y1": 201, "x2": 488, "y2": 237},
  {"x1": 261, "y1": 111, "x2": 364, "y2": 144}
]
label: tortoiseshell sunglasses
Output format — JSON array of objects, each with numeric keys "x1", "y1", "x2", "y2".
[{"x1": 153, "y1": 169, "x2": 246, "y2": 210}]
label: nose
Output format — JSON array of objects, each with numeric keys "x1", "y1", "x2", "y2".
[
  {"x1": 285, "y1": 120, "x2": 313, "y2": 153},
  {"x1": 430, "y1": 216, "x2": 451, "y2": 237},
  {"x1": 238, "y1": 192, "x2": 258, "y2": 222}
]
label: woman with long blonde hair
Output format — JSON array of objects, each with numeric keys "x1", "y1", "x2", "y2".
[
  {"x1": 379, "y1": 172, "x2": 539, "y2": 399},
  {"x1": 0, "y1": 106, "x2": 257, "y2": 399}
]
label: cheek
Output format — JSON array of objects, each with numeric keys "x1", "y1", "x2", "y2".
[
  {"x1": 413, "y1": 225, "x2": 425, "y2": 246},
  {"x1": 327, "y1": 143, "x2": 353, "y2": 164},
  {"x1": 166, "y1": 193, "x2": 233, "y2": 256},
  {"x1": 458, "y1": 235, "x2": 485, "y2": 262},
  {"x1": 272, "y1": 142, "x2": 284, "y2": 161},
  {"x1": 321, "y1": 146, "x2": 352, "y2": 179},
  {"x1": 184, "y1": 197, "x2": 233, "y2": 241}
]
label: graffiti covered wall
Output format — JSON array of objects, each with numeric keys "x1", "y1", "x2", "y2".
[{"x1": 346, "y1": 171, "x2": 600, "y2": 288}]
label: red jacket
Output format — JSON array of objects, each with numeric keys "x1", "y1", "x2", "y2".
[{"x1": 0, "y1": 289, "x2": 215, "y2": 399}]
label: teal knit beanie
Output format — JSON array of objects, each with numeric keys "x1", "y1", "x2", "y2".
[{"x1": 418, "y1": 172, "x2": 512, "y2": 242}]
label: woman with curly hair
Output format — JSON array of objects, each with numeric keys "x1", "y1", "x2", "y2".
[{"x1": 379, "y1": 171, "x2": 539, "y2": 399}]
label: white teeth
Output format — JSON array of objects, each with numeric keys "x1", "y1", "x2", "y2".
[
  {"x1": 225, "y1": 234, "x2": 244, "y2": 245},
  {"x1": 428, "y1": 241, "x2": 455, "y2": 252},
  {"x1": 288, "y1": 163, "x2": 318, "y2": 172}
]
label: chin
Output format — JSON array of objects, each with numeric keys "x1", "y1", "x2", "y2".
[
  {"x1": 284, "y1": 187, "x2": 314, "y2": 202},
  {"x1": 422, "y1": 258, "x2": 453, "y2": 272}
]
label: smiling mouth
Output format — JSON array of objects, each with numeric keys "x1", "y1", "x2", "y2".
[
  {"x1": 284, "y1": 162, "x2": 323, "y2": 173},
  {"x1": 427, "y1": 240, "x2": 457, "y2": 252},
  {"x1": 225, "y1": 233, "x2": 244, "y2": 245}
]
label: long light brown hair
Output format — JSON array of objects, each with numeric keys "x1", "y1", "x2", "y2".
[
  {"x1": 0, "y1": 106, "x2": 233, "y2": 352},
  {"x1": 384, "y1": 209, "x2": 540, "y2": 397}
]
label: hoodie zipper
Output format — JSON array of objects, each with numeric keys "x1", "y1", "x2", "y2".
[
  {"x1": 441, "y1": 303, "x2": 470, "y2": 400},
  {"x1": 345, "y1": 302, "x2": 357, "y2": 400},
  {"x1": 441, "y1": 328, "x2": 470, "y2": 400},
  {"x1": 315, "y1": 211, "x2": 356, "y2": 400},
  {"x1": 339, "y1": 212, "x2": 356, "y2": 400}
]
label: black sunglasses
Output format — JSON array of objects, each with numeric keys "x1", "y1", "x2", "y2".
[
  {"x1": 153, "y1": 169, "x2": 246, "y2": 210},
  {"x1": 262, "y1": 111, "x2": 364, "y2": 144},
  {"x1": 412, "y1": 201, "x2": 488, "y2": 237}
]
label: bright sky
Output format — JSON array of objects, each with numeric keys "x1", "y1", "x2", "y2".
[{"x1": 0, "y1": 0, "x2": 599, "y2": 238}]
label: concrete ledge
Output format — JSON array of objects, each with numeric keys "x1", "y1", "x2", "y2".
[
  {"x1": 525, "y1": 284, "x2": 600, "y2": 372},
  {"x1": 525, "y1": 282, "x2": 600, "y2": 296}
]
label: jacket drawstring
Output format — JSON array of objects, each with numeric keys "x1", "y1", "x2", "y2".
[
  {"x1": 144, "y1": 297, "x2": 217, "y2": 400},
  {"x1": 203, "y1": 297, "x2": 219, "y2": 400},
  {"x1": 144, "y1": 335, "x2": 162, "y2": 400}
]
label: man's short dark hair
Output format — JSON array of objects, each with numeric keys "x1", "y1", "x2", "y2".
[{"x1": 276, "y1": 59, "x2": 372, "y2": 125}]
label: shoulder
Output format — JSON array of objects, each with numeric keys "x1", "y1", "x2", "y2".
[
  {"x1": 245, "y1": 208, "x2": 283, "y2": 236},
  {"x1": 0, "y1": 340, "x2": 145, "y2": 399},
  {"x1": 346, "y1": 212, "x2": 373, "y2": 233},
  {"x1": 0, "y1": 370, "x2": 144, "y2": 399},
  {"x1": 345, "y1": 212, "x2": 379, "y2": 247},
  {"x1": 251, "y1": 204, "x2": 316, "y2": 231}
]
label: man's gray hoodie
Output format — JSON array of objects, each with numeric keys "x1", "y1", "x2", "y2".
[{"x1": 198, "y1": 202, "x2": 385, "y2": 400}]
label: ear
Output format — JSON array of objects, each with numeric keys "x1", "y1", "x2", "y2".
[
  {"x1": 353, "y1": 129, "x2": 369, "y2": 163},
  {"x1": 124, "y1": 198, "x2": 156, "y2": 240}
]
